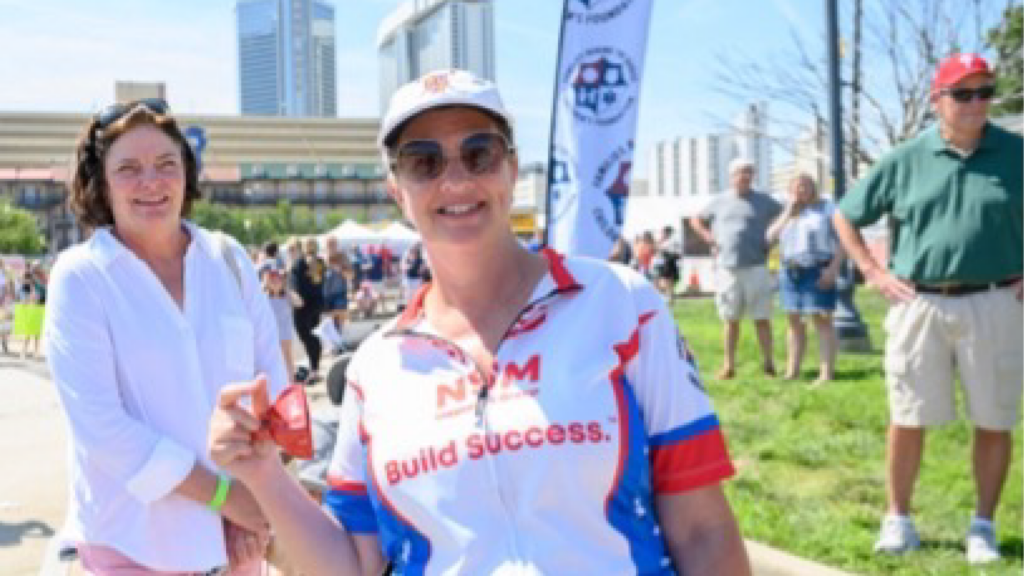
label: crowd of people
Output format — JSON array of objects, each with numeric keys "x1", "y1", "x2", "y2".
[
  {"x1": 247, "y1": 234, "x2": 429, "y2": 385},
  {"x1": 610, "y1": 157, "x2": 841, "y2": 385},
  {"x1": 0, "y1": 259, "x2": 49, "y2": 359},
  {"x1": 6, "y1": 52, "x2": 1015, "y2": 574}
]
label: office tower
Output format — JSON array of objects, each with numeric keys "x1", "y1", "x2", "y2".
[
  {"x1": 377, "y1": 0, "x2": 495, "y2": 110},
  {"x1": 732, "y1": 102, "x2": 771, "y2": 190},
  {"x1": 237, "y1": 0, "x2": 337, "y2": 117},
  {"x1": 648, "y1": 134, "x2": 731, "y2": 197}
]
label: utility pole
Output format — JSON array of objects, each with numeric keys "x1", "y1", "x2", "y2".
[
  {"x1": 850, "y1": 0, "x2": 863, "y2": 179},
  {"x1": 827, "y1": 0, "x2": 871, "y2": 351}
]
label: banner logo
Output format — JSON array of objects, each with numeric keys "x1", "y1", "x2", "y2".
[
  {"x1": 547, "y1": 145, "x2": 577, "y2": 225},
  {"x1": 568, "y1": 0, "x2": 635, "y2": 23},
  {"x1": 565, "y1": 48, "x2": 638, "y2": 126},
  {"x1": 590, "y1": 140, "x2": 634, "y2": 239}
]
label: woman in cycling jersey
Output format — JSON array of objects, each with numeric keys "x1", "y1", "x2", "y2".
[{"x1": 209, "y1": 69, "x2": 751, "y2": 576}]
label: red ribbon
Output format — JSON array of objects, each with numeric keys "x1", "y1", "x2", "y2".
[{"x1": 258, "y1": 384, "x2": 313, "y2": 459}]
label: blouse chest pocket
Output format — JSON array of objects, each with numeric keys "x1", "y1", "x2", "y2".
[{"x1": 221, "y1": 316, "x2": 255, "y2": 381}]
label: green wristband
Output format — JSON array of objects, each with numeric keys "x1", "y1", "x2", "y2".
[{"x1": 208, "y1": 474, "x2": 231, "y2": 512}]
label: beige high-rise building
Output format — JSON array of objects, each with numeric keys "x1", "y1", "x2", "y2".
[{"x1": 114, "y1": 82, "x2": 167, "y2": 104}]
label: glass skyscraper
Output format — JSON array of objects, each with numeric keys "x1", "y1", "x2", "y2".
[
  {"x1": 377, "y1": 0, "x2": 495, "y2": 112},
  {"x1": 237, "y1": 0, "x2": 337, "y2": 117}
]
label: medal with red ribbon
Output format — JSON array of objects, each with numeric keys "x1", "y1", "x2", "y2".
[{"x1": 253, "y1": 383, "x2": 313, "y2": 459}]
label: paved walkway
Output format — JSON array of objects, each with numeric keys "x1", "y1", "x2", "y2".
[{"x1": 0, "y1": 356, "x2": 67, "y2": 576}]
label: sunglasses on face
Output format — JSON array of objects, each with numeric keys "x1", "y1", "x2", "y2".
[
  {"x1": 941, "y1": 85, "x2": 996, "y2": 104},
  {"x1": 389, "y1": 132, "x2": 514, "y2": 183},
  {"x1": 94, "y1": 98, "x2": 171, "y2": 129}
]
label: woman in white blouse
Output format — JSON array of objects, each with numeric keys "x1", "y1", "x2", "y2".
[
  {"x1": 45, "y1": 99, "x2": 287, "y2": 574},
  {"x1": 766, "y1": 173, "x2": 845, "y2": 384}
]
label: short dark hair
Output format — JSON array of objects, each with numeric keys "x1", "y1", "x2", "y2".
[
  {"x1": 69, "y1": 106, "x2": 201, "y2": 230},
  {"x1": 263, "y1": 241, "x2": 279, "y2": 259}
]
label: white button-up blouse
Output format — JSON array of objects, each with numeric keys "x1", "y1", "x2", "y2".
[{"x1": 44, "y1": 222, "x2": 287, "y2": 572}]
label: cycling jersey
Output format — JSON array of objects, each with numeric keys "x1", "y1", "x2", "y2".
[{"x1": 325, "y1": 250, "x2": 735, "y2": 575}]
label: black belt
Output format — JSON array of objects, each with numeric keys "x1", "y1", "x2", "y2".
[{"x1": 914, "y1": 277, "x2": 1020, "y2": 297}]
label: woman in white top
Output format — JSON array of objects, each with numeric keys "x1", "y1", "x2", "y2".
[
  {"x1": 45, "y1": 99, "x2": 287, "y2": 574},
  {"x1": 766, "y1": 173, "x2": 845, "y2": 384}
]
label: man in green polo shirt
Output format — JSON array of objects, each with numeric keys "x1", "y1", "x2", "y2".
[{"x1": 834, "y1": 53, "x2": 1022, "y2": 565}]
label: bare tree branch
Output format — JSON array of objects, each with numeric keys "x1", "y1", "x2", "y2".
[{"x1": 707, "y1": 0, "x2": 1010, "y2": 180}]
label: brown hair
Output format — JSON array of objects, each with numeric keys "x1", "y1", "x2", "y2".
[
  {"x1": 789, "y1": 172, "x2": 819, "y2": 200},
  {"x1": 69, "y1": 106, "x2": 201, "y2": 230}
]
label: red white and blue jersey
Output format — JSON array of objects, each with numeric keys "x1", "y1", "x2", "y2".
[{"x1": 325, "y1": 250, "x2": 735, "y2": 575}]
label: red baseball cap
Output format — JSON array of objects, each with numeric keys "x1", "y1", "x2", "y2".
[{"x1": 932, "y1": 53, "x2": 993, "y2": 96}]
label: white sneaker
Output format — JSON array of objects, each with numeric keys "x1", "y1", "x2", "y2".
[
  {"x1": 873, "y1": 516, "x2": 921, "y2": 555},
  {"x1": 966, "y1": 523, "x2": 1001, "y2": 564}
]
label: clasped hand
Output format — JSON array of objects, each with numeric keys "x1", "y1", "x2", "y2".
[{"x1": 208, "y1": 375, "x2": 281, "y2": 487}]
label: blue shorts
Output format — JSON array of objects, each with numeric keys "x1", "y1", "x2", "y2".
[
  {"x1": 779, "y1": 265, "x2": 836, "y2": 314},
  {"x1": 325, "y1": 293, "x2": 348, "y2": 312}
]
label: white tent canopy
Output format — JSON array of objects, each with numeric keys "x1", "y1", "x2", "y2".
[
  {"x1": 621, "y1": 195, "x2": 714, "y2": 240},
  {"x1": 377, "y1": 221, "x2": 421, "y2": 252},
  {"x1": 325, "y1": 219, "x2": 378, "y2": 248}
]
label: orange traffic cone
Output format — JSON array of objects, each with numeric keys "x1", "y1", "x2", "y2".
[{"x1": 687, "y1": 269, "x2": 701, "y2": 294}]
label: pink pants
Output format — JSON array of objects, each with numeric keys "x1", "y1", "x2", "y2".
[{"x1": 77, "y1": 544, "x2": 263, "y2": 576}]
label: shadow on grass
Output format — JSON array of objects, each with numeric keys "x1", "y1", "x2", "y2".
[
  {"x1": 920, "y1": 538, "x2": 964, "y2": 554},
  {"x1": 918, "y1": 537, "x2": 1024, "y2": 561},
  {"x1": 779, "y1": 366, "x2": 885, "y2": 383},
  {"x1": 1001, "y1": 537, "x2": 1024, "y2": 561},
  {"x1": 835, "y1": 366, "x2": 885, "y2": 381}
]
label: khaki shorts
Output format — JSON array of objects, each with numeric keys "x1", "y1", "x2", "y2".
[
  {"x1": 715, "y1": 265, "x2": 774, "y2": 321},
  {"x1": 883, "y1": 286, "x2": 1023, "y2": 430}
]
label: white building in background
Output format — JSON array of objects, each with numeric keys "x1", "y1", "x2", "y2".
[
  {"x1": 771, "y1": 119, "x2": 828, "y2": 196},
  {"x1": 647, "y1": 133, "x2": 731, "y2": 197},
  {"x1": 647, "y1": 102, "x2": 771, "y2": 197},
  {"x1": 236, "y1": 0, "x2": 337, "y2": 117},
  {"x1": 732, "y1": 102, "x2": 771, "y2": 191},
  {"x1": 377, "y1": 0, "x2": 495, "y2": 111}
]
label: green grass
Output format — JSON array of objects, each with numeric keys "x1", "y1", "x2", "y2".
[{"x1": 672, "y1": 291, "x2": 1023, "y2": 576}]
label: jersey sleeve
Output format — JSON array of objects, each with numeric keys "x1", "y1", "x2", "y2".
[
  {"x1": 623, "y1": 277, "x2": 735, "y2": 494},
  {"x1": 323, "y1": 365, "x2": 378, "y2": 533}
]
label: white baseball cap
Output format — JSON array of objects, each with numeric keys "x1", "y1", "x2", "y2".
[
  {"x1": 378, "y1": 69, "x2": 513, "y2": 148},
  {"x1": 729, "y1": 157, "x2": 755, "y2": 174}
]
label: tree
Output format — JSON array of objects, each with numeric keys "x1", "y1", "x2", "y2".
[
  {"x1": 0, "y1": 203, "x2": 46, "y2": 255},
  {"x1": 712, "y1": 0, "x2": 1018, "y2": 171},
  {"x1": 188, "y1": 199, "x2": 370, "y2": 247},
  {"x1": 987, "y1": 4, "x2": 1023, "y2": 115}
]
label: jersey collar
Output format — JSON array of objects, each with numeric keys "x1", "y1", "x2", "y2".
[{"x1": 391, "y1": 248, "x2": 584, "y2": 332}]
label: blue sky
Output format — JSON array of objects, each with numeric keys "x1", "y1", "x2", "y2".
[{"x1": 0, "y1": 0, "x2": 904, "y2": 176}]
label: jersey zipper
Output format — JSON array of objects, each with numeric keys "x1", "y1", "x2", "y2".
[{"x1": 384, "y1": 284, "x2": 576, "y2": 565}]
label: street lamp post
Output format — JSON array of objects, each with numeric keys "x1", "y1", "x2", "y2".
[{"x1": 826, "y1": 0, "x2": 871, "y2": 352}]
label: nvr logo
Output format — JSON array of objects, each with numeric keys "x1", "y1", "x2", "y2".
[{"x1": 436, "y1": 355, "x2": 541, "y2": 411}]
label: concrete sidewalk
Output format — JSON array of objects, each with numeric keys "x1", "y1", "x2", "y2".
[
  {"x1": 0, "y1": 354, "x2": 855, "y2": 576},
  {"x1": 0, "y1": 357, "x2": 68, "y2": 576}
]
